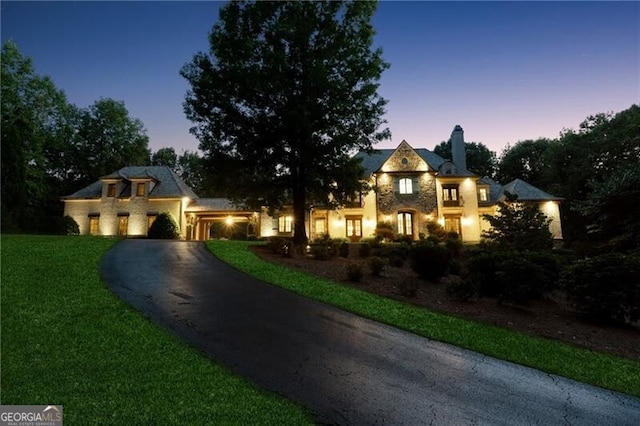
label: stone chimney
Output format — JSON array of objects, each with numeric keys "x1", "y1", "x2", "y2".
[{"x1": 451, "y1": 125, "x2": 467, "y2": 171}]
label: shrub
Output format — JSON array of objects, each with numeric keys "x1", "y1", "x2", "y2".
[
  {"x1": 346, "y1": 263, "x2": 363, "y2": 282},
  {"x1": 409, "y1": 241, "x2": 451, "y2": 281},
  {"x1": 560, "y1": 253, "x2": 640, "y2": 324},
  {"x1": 382, "y1": 243, "x2": 409, "y2": 261},
  {"x1": 426, "y1": 221, "x2": 447, "y2": 242},
  {"x1": 464, "y1": 248, "x2": 551, "y2": 305},
  {"x1": 148, "y1": 212, "x2": 179, "y2": 239},
  {"x1": 61, "y1": 215, "x2": 80, "y2": 236},
  {"x1": 446, "y1": 276, "x2": 479, "y2": 301},
  {"x1": 369, "y1": 256, "x2": 386, "y2": 276},
  {"x1": 445, "y1": 234, "x2": 463, "y2": 259},
  {"x1": 358, "y1": 242, "x2": 371, "y2": 257},
  {"x1": 310, "y1": 243, "x2": 330, "y2": 260},
  {"x1": 338, "y1": 241, "x2": 350, "y2": 258},
  {"x1": 375, "y1": 222, "x2": 395, "y2": 242},
  {"x1": 389, "y1": 255, "x2": 405, "y2": 268}
]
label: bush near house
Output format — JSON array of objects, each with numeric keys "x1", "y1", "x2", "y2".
[
  {"x1": 369, "y1": 256, "x2": 385, "y2": 276},
  {"x1": 346, "y1": 263, "x2": 363, "y2": 282},
  {"x1": 60, "y1": 215, "x2": 80, "y2": 235},
  {"x1": 561, "y1": 253, "x2": 640, "y2": 325},
  {"x1": 148, "y1": 212, "x2": 179, "y2": 239},
  {"x1": 409, "y1": 241, "x2": 451, "y2": 282}
]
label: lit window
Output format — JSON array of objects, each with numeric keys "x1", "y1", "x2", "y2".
[
  {"x1": 107, "y1": 183, "x2": 116, "y2": 197},
  {"x1": 479, "y1": 187, "x2": 488, "y2": 202},
  {"x1": 136, "y1": 183, "x2": 146, "y2": 196},
  {"x1": 279, "y1": 216, "x2": 292, "y2": 233},
  {"x1": 315, "y1": 218, "x2": 326, "y2": 235},
  {"x1": 443, "y1": 186, "x2": 459, "y2": 206},
  {"x1": 89, "y1": 216, "x2": 99, "y2": 235},
  {"x1": 397, "y1": 212, "x2": 413, "y2": 235},
  {"x1": 399, "y1": 178, "x2": 413, "y2": 194},
  {"x1": 346, "y1": 217, "x2": 362, "y2": 237}
]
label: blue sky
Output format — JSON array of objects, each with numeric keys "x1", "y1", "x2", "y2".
[{"x1": 2, "y1": 1, "x2": 638, "y2": 155}]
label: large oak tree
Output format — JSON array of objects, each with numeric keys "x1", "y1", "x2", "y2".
[{"x1": 181, "y1": 0, "x2": 390, "y2": 244}]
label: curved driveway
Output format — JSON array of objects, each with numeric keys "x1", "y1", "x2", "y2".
[{"x1": 101, "y1": 240, "x2": 640, "y2": 425}]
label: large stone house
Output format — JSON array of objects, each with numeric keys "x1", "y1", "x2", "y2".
[{"x1": 62, "y1": 125, "x2": 563, "y2": 243}]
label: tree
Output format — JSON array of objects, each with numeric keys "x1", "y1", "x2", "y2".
[
  {"x1": 74, "y1": 98, "x2": 151, "y2": 186},
  {"x1": 151, "y1": 147, "x2": 178, "y2": 168},
  {"x1": 496, "y1": 138, "x2": 555, "y2": 188},
  {"x1": 433, "y1": 140, "x2": 497, "y2": 178},
  {"x1": 181, "y1": 0, "x2": 390, "y2": 245},
  {"x1": 482, "y1": 194, "x2": 553, "y2": 251},
  {"x1": 177, "y1": 150, "x2": 206, "y2": 195},
  {"x1": 1, "y1": 41, "x2": 77, "y2": 231}
]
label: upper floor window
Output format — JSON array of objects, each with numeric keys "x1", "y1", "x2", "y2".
[
  {"x1": 399, "y1": 178, "x2": 413, "y2": 194},
  {"x1": 443, "y1": 185, "x2": 459, "y2": 207},
  {"x1": 345, "y1": 192, "x2": 362, "y2": 208},
  {"x1": 107, "y1": 183, "x2": 116, "y2": 197},
  {"x1": 136, "y1": 183, "x2": 146, "y2": 196},
  {"x1": 478, "y1": 187, "x2": 488, "y2": 202}
]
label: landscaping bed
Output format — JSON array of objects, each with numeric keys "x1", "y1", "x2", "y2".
[{"x1": 251, "y1": 244, "x2": 640, "y2": 362}]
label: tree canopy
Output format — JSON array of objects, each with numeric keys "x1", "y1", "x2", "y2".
[
  {"x1": 181, "y1": 0, "x2": 390, "y2": 244},
  {"x1": 1, "y1": 41, "x2": 151, "y2": 232},
  {"x1": 433, "y1": 140, "x2": 497, "y2": 178}
]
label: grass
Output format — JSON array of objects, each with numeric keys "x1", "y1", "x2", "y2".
[
  {"x1": 207, "y1": 240, "x2": 640, "y2": 398},
  {"x1": 1, "y1": 235, "x2": 312, "y2": 425}
]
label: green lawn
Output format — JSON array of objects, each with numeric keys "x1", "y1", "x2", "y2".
[
  {"x1": 1, "y1": 235, "x2": 312, "y2": 425},
  {"x1": 207, "y1": 240, "x2": 640, "y2": 398}
]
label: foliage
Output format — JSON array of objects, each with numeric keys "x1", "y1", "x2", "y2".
[
  {"x1": 369, "y1": 256, "x2": 385, "y2": 276},
  {"x1": 463, "y1": 248, "x2": 559, "y2": 305},
  {"x1": 434, "y1": 140, "x2": 498, "y2": 178},
  {"x1": 346, "y1": 263, "x2": 363, "y2": 282},
  {"x1": 425, "y1": 221, "x2": 447, "y2": 242},
  {"x1": 575, "y1": 162, "x2": 640, "y2": 252},
  {"x1": 375, "y1": 222, "x2": 395, "y2": 241},
  {"x1": 409, "y1": 241, "x2": 451, "y2": 282},
  {"x1": 446, "y1": 276, "x2": 478, "y2": 301},
  {"x1": 60, "y1": 215, "x2": 80, "y2": 236},
  {"x1": 181, "y1": 1, "x2": 390, "y2": 245},
  {"x1": 339, "y1": 241, "x2": 350, "y2": 258},
  {"x1": 561, "y1": 253, "x2": 640, "y2": 325},
  {"x1": 496, "y1": 138, "x2": 555, "y2": 188},
  {"x1": 388, "y1": 255, "x2": 405, "y2": 268},
  {"x1": 481, "y1": 195, "x2": 553, "y2": 251},
  {"x1": 151, "y1": 147, "x2": 178, "y2": 168},
  {"x1": 177, "y1": 150, "x2": 206, "y2": 196},
  {"x1": 358, "y1": 242, "x2": 371, "y2": 257},
  {"x1": 147, "y1": 212, "x2": 179, "y2": 239}
]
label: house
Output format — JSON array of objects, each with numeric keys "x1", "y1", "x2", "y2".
[{"x1": 62, "y1": 125, "x2": 563, "y2": 242}]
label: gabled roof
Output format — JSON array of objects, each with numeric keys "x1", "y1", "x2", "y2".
[
  {"x1": 355, "y1": 147, "x2": 448, "y2": 176},
  {"x1": 186, "y1": 198, "x2": 249, "y2": 212},
  {"x1": 62, "y1": 166, "x2": 198, "y2": 200},
  {"x1": 478, "y1": 176, "x2": 504, "y2": 202},
  {"x1": 499, "y1": 179, "x2": 563, "y2": 202}
]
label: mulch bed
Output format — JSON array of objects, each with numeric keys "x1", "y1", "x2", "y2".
[{"x1": 251, "y1": 245, "x2": 640, "y2": 362}]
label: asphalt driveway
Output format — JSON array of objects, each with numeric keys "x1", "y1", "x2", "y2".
[{"x1": 100, "y1": 240, "x2": 640, "y2": 425}]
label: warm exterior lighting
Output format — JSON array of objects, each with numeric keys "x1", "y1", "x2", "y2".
[
  {"x1": 225, "y1": 216, "x2": 234, "y2": 226},
  {"x1": 437, "y1": 217, "x2": 445, "y2": 226},
  {"x1": 461, "y1": 216, "x2": 472, "y2": 226},
  {"x1": 384, "y1": 215, "x2": 391, "y2": 223},
  {"x1": 379, "y1": 173, "x2": 388, "y2": 184}
]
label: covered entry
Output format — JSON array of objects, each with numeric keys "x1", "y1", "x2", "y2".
[{"x1": 185, "y1": 198, "x2": 260, "y2": 241}]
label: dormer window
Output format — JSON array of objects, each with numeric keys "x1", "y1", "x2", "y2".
[
  {"x1": 478, "y1": 187, "x2": 488, "y2": 202},
  {"x1": 136, "y1": 183, "x2": 146, "y2": 196},
  {"x1": 107, "y1": 183, "x2": 116, "y2": 197}
]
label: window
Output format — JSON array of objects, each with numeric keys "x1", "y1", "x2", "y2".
[
  {"x1": 444, "y1": 215, "x2": 462, "y2": 238},
  {"x1": 443, "y1": 185, "x2": 459, "y2": 207},
  {"x1": 89, "y1": 216, "x2": 99, "y2": 235},
  {"x1": 314, "y1": 218, "x2": 326, "y2": 236},
  {"x1": 399, "y1": 178, "x2": 413, "y2": 194},
  {"x1": 397, "y1": 212, "x2": 413, "y2": 235},
  {"x1": 478, "y1": 187, "x2": 488, "y2": 202},
  {"x1": 345, "y1": 192, "x2": 362, "y2": 208},
  {"x1": 118, "y1": 216, "x2": 128, "y2": 236},
  {"x1": 107, "y1": 183, "x2": 116, "y2": 197},
  {"x1": 278, "y1": 215, "x2": 292, "y2": 233},
  {"x1": 136, "y1": 183, "x2": 146, "y2": 196},
  {"x1": 346, "y1": 216, "x2": 362, "y2": 238}
]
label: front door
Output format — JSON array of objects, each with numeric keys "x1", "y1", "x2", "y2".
[
  {"x1": 444, "y1": 215, "x2": 461, "y2": 238},
  {"x1": 118, "y1": 216, "x2": 128, "y2": 237}
]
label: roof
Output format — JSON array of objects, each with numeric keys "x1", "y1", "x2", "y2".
[
  {"x1": 62, "y1": 166, "x2": 199, "y2": 199},
  {"x1": 355, "y1": 147, "x2": 449, "y2": 176},
  {"x1": 499, "y1": 179, "x2": 563, "y2": 202},
  {"x1": 185, "y1": 198, "x2": 250, "y2": 212},
  {"x1": 478, "y1": 177, "x2": 504, "y2": 202}
]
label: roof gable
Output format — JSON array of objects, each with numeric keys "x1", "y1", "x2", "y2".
[
  {"x1": 62, "y1": 166, "x2": 198, "y2": 200},
  {"x1": 499, "y1": 179, "x2": 562, "y2": 201},
  {"x1": 380, "y1": 140, "x2": 429, "y2": 173},
  {"x1": 355, "y1": 141, "x2": 448, "y2": 176}
]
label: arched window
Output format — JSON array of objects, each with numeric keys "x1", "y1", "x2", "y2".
[
  {"x1": 399, "y1": 178, "x2": 413, "y2": 194},
  {"x1": 397, "y1": 212, "x2": 413, "y2": 236}
]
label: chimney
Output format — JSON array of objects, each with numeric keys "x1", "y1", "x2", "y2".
[{"x1": 451, "y1": 124, "x2": 467, "y2": 171}]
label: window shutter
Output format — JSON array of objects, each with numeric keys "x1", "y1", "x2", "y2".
[
  {"x1": 412, "y1": 177, "x2": 419, "y2": 193},
  {"x1": 393, "y1": 177, "x2": 399, "y2": 193}
]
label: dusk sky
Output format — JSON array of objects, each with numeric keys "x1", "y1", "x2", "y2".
[{"x1": 2, "y1": 1, "x2": 638, "y2": 155}]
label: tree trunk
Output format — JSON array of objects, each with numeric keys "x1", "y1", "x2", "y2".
[{"x1": 292, "y1": 179, "x2": 308, "y2": 246}]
